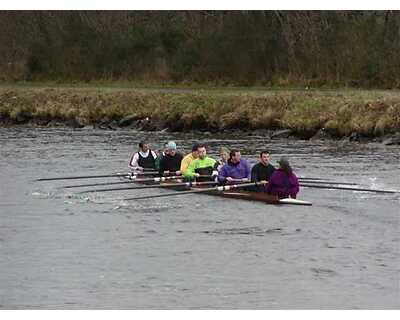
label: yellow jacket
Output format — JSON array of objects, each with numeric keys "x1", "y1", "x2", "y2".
[{"x1": 180, "y1": 153, "x2": 195, "y2": 174}]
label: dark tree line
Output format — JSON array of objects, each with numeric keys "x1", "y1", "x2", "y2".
[{"x1": 0, "y1": 11, "x2": 399, "y2": 88}]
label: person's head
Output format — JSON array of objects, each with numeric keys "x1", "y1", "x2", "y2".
[
  {"x1": 277, "y1": 156, "x2": 292, "y2": 175},
  {"x1": 163, "y1": 142, "x2": 169, "y2": 155},
  {"x1": 166, "y1": 141, "x2": 177, "y2": 156},
  {"x1": 259, "y1": 150, "x2": 270, "y2": 166},
  {"x1": 197, "y1": 144, "x2": 207, "y2": 159},
  {"x1": 219, "y1": 147, "x2": 229, "y2": 162},
  {"x1": 139, "y1": 141, "x2": 149, "y2": 152},
  {"x1": 191, "y1": 142, "x2": 200, "y2": 158},
  {"x1": 229, "y1": 149, "x2": 241, "y2": 164}
]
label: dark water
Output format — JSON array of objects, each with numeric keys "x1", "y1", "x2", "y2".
[{"x1": 0, "y1": 127, "x2": 399, "y2": 309}]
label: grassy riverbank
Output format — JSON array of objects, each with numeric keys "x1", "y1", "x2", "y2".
[{"x1": 0, "y1": 84, "x2": 399, "y2": 139}]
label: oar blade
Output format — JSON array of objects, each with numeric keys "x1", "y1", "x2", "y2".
[{"x1": 279, "y1": 198, "x2": 313, "y2": 206}]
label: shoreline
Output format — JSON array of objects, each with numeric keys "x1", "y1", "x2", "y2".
[
  {"x1": 1, "y1": 85, "x2": 399, "y2": 145},
  {"x1": 1, "y1": 122, "x2": 399, "y2": 145}
]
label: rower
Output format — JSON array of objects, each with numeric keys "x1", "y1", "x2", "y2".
[
  {"x1": 129, "y1": 140, "x2": 157, "y2": 171},
  {"x1": 158, "y1": 141, "x2": 183, "y2": 176},
  {"x1": 154, "y1": 142, "x2": 169, "y2": 171},
  {"x1": 180, "y1": 142, "x2": 199, "y2": 175},
  {"x1": 265, "y1": 156, "x2": 299, "y2": 199},
  {"x1": 216, "y1": 146, "x2": 230, "y2": 171},
  {"x1": 184, "y1": 144, "x2": 218, "y2": 181},
  {"x1": 250, "y1": 150, "x2": 276, "y2": 190},
  {"x1": 218, "y1": 149, "x2": 251, "y2": 184}
]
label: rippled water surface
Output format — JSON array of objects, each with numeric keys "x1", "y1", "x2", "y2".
[{"x1": 0, "y1": 127, "x2": 399, "y2": 309}]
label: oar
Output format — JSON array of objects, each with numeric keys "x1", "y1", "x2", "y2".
[
  {"x1": 298, "y1": 180, "x2": 357, "y2": 186},
  {"x1": 38, "y1": 169, "x2": 185, "y2": 182},
  {"x1": 298, "y1": 177, "x2": 333, "y2": 181},
  {"x1": 129, "y1": 171, "x2": 159, "y2": 176},
  {"x1": 62, "y1": 175, "x2": 185, "y2": 189},
  {"x1": 121, "y1": 181, "x2": 264, "y2": 201},
  {"x1": 63, "y1": 180, "x2": 137, "y2": 189},
  {"x1": 300, "y1": 183, "x2": 399, "y2": 194},
  {"x1": 77, "y1": 180, "x2": 219, "y2": 194},
  {"x1": 229, "y1": 178, "x2": 355, "y2": 186},
  {"x1": 62, "y1": 175, "x2": 213, "y2": 189},
  {"x1": 36, "y1": 173, "x2": 133, "y2": 181},
  {"x1": 233, "y1": 178, "x2": 355, "y2": 186},
  {"x1": 140, "y1": 168, "x2": 158, "y2": 172}
]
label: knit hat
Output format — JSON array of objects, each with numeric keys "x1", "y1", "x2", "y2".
[{"x1": 166, "y1": 141, "x2": 177, "y2": 150}]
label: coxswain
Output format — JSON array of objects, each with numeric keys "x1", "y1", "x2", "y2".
[
  {"x1": 129, "y1": 140, "x2": 157, "y2": 171},
  {"x1": 218, "y1": 149, "x2": 251, "y2": 184},
  {"x1": 265, "y1": 156, "x2": 299, "y2": 199},
  {"x1": 158, "y1": 141, "x2": 183, "y2": 176},
  {"x1": 184, "y1": 144, "x2": 218, "y2": 181}
]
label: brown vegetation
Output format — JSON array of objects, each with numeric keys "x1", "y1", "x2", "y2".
[{"x1": 1, "y1": 86, "x2": 399, "y2": 140}]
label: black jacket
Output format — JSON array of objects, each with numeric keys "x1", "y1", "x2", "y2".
[
  {"x1": 251, "y1": 162, "x2": 276, "y2": 182},
  {"x1": 159, "y1": 153, "x2": 183, "y2": 174}
]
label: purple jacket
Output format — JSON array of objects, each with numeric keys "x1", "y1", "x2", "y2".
[
  {"x1": 265, "y1": 169, "x2": 299, "y2": 199},
  {"x1": 218, "y1": 159, "x2": 251, "y2": 183}
]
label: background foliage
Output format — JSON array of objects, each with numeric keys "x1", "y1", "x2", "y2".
[{"x1": 1, "y1": 11, "x2": 399, "y2": 88}]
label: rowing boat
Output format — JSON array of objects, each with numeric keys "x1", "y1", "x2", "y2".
[
  {"x1": 128, "y1": 176, "x2": 312, "y2": 206},
  {"x1": 202, "y1": 189, "x2": 312, "y2": 205}
]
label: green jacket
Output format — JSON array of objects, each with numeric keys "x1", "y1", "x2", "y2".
[{"x1": 184, "y1": 156, "x2": 217, "y2": 179}]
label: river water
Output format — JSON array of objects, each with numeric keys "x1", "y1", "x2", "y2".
[{"x1": 0, "y1": 126, "x2": 399, "y2": 309}]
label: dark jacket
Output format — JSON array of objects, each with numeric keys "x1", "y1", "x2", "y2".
[
  {"x1": 250, "y1": 162, "x2": 276, "y2": 192},
  {"x1": 251, "y1": 163, "x2": 276, "y2": 182},
  {"x1": 265, "y1": 169, "x2": 299, "y2": 199},
  {"x1": 138, "y1": 149, "x2": 156, "y2": 169},
  {"x1": 159, "y1": 153, "x2": 183, "y2": 174}
]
